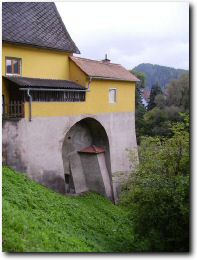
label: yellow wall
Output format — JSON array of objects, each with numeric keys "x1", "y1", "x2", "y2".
[
  {"x1": 2, "y1": 43, "x2": 136, "y2": 118},
  {"x1": 2, "y1": 43, "x2": 70, "y2": 79},
  {"x1": 69, "y1": 59, "x2": 87, "y2": 86},
  {"x1": 24, "y1": 79, "x2": 135, "y2": 118}
]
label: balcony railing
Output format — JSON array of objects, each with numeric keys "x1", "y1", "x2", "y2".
[{"x1": 2, "y1": 101, "x2": 24, "y2": 119}]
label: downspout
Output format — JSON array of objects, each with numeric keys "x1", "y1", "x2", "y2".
[
  {"x1": 87, "y1": 76, "x2": 92, "y2": 91},
  {"x1": 27, "y1": 89, "x2": 32, "y2": 121}
]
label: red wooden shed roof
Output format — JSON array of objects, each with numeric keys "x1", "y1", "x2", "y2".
[{"x1": 78, "y1": 145, "x2": 105, "y2": 154}]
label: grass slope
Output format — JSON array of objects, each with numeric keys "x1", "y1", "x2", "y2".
[{"x1": 2, "y1": 167, "x2": 134, "y2": 252}]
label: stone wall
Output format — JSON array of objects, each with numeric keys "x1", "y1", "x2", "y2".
[{"x1": 2, "y1": 112, "x2": 138, "y2": 201}]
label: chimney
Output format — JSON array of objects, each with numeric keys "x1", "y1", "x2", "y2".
[{"x1": 102, "y1": 54, "x2": 110, "y2": 63}]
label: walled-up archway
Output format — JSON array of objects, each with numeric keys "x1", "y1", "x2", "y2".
[{"x1": 62, "y1": 117, "x2": 114, "y2": 201}]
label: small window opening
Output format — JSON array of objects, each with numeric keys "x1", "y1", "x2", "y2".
[
  {"x1": 6, "y1": 57, "x2": 21, "y2": 76},
  {"x1": 109, "y1": 88, "x2": 117, "y2": 103}
]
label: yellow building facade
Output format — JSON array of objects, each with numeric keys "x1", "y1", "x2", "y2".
[
  {"x1": 2, "y1": 2, "x2": 138, "y2": 202},
  {"x1": 2, "y1": 43, "x2": 136, "y2": 119}
]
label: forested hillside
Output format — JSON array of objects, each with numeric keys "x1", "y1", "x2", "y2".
[{"x1": 133, "y1": 63, "x2": 188, "y2": 90}]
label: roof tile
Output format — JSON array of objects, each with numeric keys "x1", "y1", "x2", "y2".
[
  {"x1": 2, "y1": 2, "x2": 80, "y2": 53},
  {"x1": 70, "y1": 56, "x2": 139, "y2": 82}
]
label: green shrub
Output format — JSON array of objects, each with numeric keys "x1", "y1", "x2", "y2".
[{"x1": 120, "y1": 114, "x2": 190, "y2": 252}]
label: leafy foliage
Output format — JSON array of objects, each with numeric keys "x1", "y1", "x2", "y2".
[
  {"x1": 130, "y1": 69, "x2": 145, "y2": 107},
  {"x1": 140, "y1": 73, "x2": 189, "y2": 138},
  {"x1": 2, "y1": 167, "x2": 135, "y2": 252},
  {"x1": 130, "y1": 70, "x2": 147, "y2": 144},
  {"x1": 135, "y1": 104, "x2": 147, "y2": 143},
  {"x1": 143, "y1": 107, "x2": 171, "y2": 136},
  {"x1": 166, "y1": 73, "x2": 189, "y2": 112},
  {"x1": 120, "y1": 115, "x2": 190, "y2": 252}
]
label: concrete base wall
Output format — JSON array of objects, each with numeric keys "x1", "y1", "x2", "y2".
[{"x1": 2, "y1": 112, "x2": 138, "y2": 201}]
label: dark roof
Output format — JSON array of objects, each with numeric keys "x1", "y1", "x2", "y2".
[
  {"x1": 70, "y1": 56, "x2": 139, "y2": 82},
  {"x1": 3, "y1": 76, "x2": 85, "y2": 90},
  {"x1": 2, "y1": 2, "x2": 80, "y2": 53}
]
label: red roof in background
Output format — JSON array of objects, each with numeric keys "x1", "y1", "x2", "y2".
[
  {"x1": 78, "y1": 145, "x2": 105, "y2": 154},
  {"x1": 70, "y1": 56, "x2": 139, "y2": 82},
  {"x1": 143, "y1": 89, "x2": 150, "y2": 101}
]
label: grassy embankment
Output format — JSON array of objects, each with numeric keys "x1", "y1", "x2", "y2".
[{"x1": 2, "y1": 166, "x2": 134, "y2": 252}]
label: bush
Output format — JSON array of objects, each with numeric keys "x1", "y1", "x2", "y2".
[{"x1": 120, "y1": 114, "x2": 190, "y2": 252}]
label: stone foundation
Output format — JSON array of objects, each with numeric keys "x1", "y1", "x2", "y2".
[{"x1": 2, "y1": 112, "x2": 138, "y2": 202}]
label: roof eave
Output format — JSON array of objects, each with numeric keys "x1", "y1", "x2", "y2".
[
  {"x1": 3, "y1": 76, "x2": 85, "y2": 89},
  {"x1": 86, "y1": 76, "x2": 139, "y2": 82}
]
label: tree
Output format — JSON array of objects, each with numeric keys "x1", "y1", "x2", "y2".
[
  {"x1": 120, "y1": 114, "x2": 190, "y2": 252},
  {"x1": 131, "y1": 71, "x2": 189, "y2": 140},
  {"x1": 130, "y1": 70, "x2": 146, "y2": 108},
  {"x1": 130, "y1": 70, "x2": 146, "y2": 144},
  {"x1": 142, "y1": 74, "x2": 189, "y2": 137},
  {"x1": 166, "y1": 73, "x2": 189, "y2": 112},
  {"x1": 147, "y1": 83, "x2": 162, "y2": 111},
  {"x1": 143, "y1": 105, "x2": 183, "y2": 137},
  {"x1": 143, "y1": 107, "x2": 170, "y2": 137},
  {"x1": 155, "y1": 93, "x2": 166, "y2": 109}
]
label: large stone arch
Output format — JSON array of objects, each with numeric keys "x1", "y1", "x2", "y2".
[{"x1": 62, "y1": 117, "x2": 114, "y2": 201}]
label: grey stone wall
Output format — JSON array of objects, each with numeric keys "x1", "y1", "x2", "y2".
[{"x1": 2, "y1": 112, "x2": 138, "y2": 200}]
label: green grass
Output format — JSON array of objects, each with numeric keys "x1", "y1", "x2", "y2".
[{"x1": 2, "y1": 166, "x2": 134, "y2": 252}]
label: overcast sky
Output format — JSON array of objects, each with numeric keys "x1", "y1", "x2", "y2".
[{"x1": 56, "y1": 1, "x2": 189, "y2": 70}]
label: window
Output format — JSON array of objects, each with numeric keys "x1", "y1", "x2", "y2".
[
  {"x1": 6, "y1": 57, "x2": 21, "y2": 75},
  {"x1": 109, "y1": 88, "x2": 117, "y2": 103}
]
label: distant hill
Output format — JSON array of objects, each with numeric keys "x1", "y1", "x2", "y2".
[{"x1": 133, "y1": 63, "x2": 188, "y2": 91}]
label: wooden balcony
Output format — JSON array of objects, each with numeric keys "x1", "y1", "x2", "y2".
[{"x1": 2, "y1": 101, "x2": 24, "y2": 119}]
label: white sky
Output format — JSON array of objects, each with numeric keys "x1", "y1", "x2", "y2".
[{"x1": 56, "y1": 1, "x2": 189, "y2": 70}]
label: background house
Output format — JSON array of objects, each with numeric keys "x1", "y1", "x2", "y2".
[{"x1": 2, "y1": 2, "x2": 138, "y2": 202}]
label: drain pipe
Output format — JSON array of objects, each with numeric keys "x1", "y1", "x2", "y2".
[
  {"x1": 27, "y1": 89, "x2": 32, "y2": 122},
  {"x1": 87, "y1": 76, "x2": 92, "y2": 91}
]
